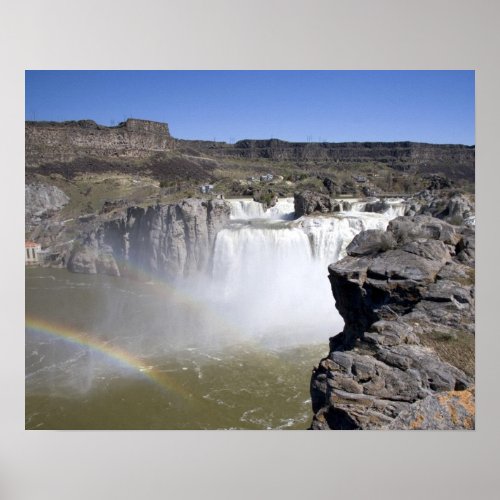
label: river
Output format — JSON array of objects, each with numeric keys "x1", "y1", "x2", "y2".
[{"x1": 26, "y1": 198, "x2": 405, "y2": 429}]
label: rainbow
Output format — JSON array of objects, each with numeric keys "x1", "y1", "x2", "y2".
[
  {"x1": 111, "y1": 257, "x2": 241, "y2": 337},
  {"x1": 25, "y1": 316, "x2": 190, "y2": 399}
]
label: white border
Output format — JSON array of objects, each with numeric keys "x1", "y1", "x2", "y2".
[{"x1": 1, "y1": 1, "x2": 498, "y2": 499}]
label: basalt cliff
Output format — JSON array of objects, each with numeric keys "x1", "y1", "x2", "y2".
[
  {"x1": 26, "y1": 119, "x2": 474, "y2": 181},
  {"x1": 66, "y1": 198, "x2": 231, "y2": 279},
  {"x1": 310, "y1": 215, "x2": 475, "y2": 429},
  {"x1": 26, "y1": 119, "x2": 173, "y2": 168}
]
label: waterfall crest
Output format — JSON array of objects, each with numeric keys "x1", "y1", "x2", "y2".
[
  {"x1": 207, "y1": 197, "x2": 406, "y2": 343},
  {"x1": 228, "y1": 198, "x2": 295, "y2": 220}
]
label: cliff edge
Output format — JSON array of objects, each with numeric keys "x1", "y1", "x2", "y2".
[
  {"x1": 67, "y1": 198, "x2": 231, "y2": 279},
  {"x1": 310, "y1": 215, "x2": 475, "y2": 429}
]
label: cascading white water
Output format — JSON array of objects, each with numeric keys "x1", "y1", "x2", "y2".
[
  {"x1": 208, "y1": 197, "x2": 405, "y2": 344},
  {"x1": 383, "y1": 198, "x2": 407, "y2": 218},
  {"x1": 297, "y1": 213, "x2": 392, "y2": 264},
  {"x1": 228, "y1": 198, "x2": 295, "y2": 220},
  {"x1": 347, "y1": 200, "x2": 368, "y2": 212}
]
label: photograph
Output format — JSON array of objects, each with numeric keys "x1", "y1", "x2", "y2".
[{"x1": 25, "y1": 70, "x2": 476, "y2": 430}]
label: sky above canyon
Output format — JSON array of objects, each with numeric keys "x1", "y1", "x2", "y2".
[{"x1": 25, "y1": 70, "x2": 475, "y2": 145}]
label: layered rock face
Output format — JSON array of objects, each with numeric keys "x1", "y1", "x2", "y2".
[
  {"x1": 26, "y1": 119, "x2": 172, "y2": 168},
  {"x1": 310, "y1": 215, "x2": 475, "y2": 429},
  {"x1": 67, "y1": 198, "x2": 231, "y2": 279},
  {"x1": 178, "y1": 140, "x2": 474, "y2": 180},
  {"x1": 194, "y1": 139, "x2": 474, "y2": 164},
  {"x1": 25, "y1": 183, "x2": 70, "y2": 229}
]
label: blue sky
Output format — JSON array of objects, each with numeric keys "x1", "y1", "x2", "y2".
[{"x1": 25, "y1": 70, "x2": 475, "y2": 145}]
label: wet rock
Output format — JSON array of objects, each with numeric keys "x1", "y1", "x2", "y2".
[
  {"x1": 294, "y1": 191, "x2": 341, "y2": 217},
  {"x1": 364, "y1": 200, "x2": 389, "y2": 213}
]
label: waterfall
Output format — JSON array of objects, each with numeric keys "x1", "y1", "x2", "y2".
[
  {"x1": 206, "y1": 198, "x2": 403, "y2": 343},
  {"x1": 347, "y1": 200, "x2": 368, "y2": 212},
  {"x1": 297, "y1": 213, "x2": 391, "y2": 264},
  {"x1": 383, "y1": 198, "x2": 407, "y2": 218},
  {"x1": 228, "y1": 198, "x2": 295, "y2": 220}
]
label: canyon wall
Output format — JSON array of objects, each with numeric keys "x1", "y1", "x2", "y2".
[
  {"x1": 26, "y1": 119, "x2": 474, "y2": 180},
  {"x1": 67, "y1": 198, "x2": 231, "y2": 279},
  {"x1": 26, "y1": 119, "x2": 172, "y2": 167},
  {"x1": 181, "y1": 139, "x2": 475, "y2": 177}
]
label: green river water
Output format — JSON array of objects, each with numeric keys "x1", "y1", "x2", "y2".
[{"x1": 25, "y1": 267, "x2": 329, "y2": 430}]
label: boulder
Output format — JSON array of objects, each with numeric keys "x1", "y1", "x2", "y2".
[
  {"x1": 294, "y1": 191, "x2": 341, "y2": 217},
  {"x1": 388, "y1": 215, "x2": 461, "y2": 245},
  {"x1": 364, "y1": 200, "x2": 389, "y2": 213},
  {"x1": 346, "y1": 230, "x2": 397, "y2": 256}
]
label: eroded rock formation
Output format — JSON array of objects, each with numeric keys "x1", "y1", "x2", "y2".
[
  {"x1": 25, "y1": 183, "x2": 70, "y2": 229},
  {"x1": 310, "y1": 215, "x2": 475, "y2": 430},
  {"x1": 68, "y1": 198, "x2": 231, "y2": 278}
]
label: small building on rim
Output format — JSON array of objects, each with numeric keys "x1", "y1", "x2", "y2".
[{"x1": 25, "y1": 241, "x2": 41, "y2": 265}]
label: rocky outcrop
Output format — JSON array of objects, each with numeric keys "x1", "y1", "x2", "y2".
[
  {"x1": 25, "y1": 183, "x2": 70, "y2": 228},
  {"x1": 294, "y1": 191, "x2": 342, "y2": 217},
  {"x1": 252, "y1": 189, "x2": 278, "y2": 210},
  {"x1": 67, "y1": 232, "x2": 120, "y2": 276},
  {"x1": 26, "y1": 119, "x2": 172, "y2": 168},
  {"x1": 310, "y1": 215, "x2": 475, "y2": 430},
  {"x1": 67, "y1": 198, "x2": 231, "y2": 278},
  {"x1": 405, "y1": 190, "x2": 475, "y2": 226},
  {"x1": 364, "y1": 200, "x2": 390, "y2": 213}
]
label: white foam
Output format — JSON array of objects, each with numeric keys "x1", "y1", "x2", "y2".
[{"x1": 228, "y1": 198, "x2": 295, "y2": 220}]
